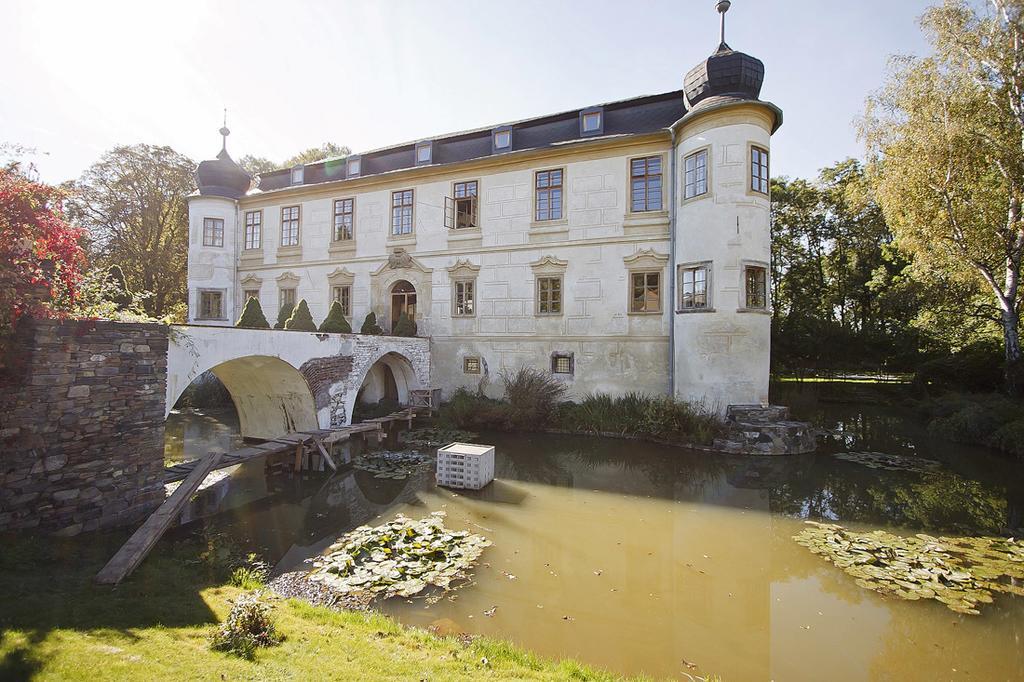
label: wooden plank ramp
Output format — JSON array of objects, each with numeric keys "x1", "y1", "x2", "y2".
[{"x1": 96, "y1": 452, "x2": 223, "y2": 585}]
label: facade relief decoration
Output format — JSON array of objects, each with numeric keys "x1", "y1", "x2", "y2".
[{"x1": 370, "y1": 249, "x2": 434, "y2": 333}]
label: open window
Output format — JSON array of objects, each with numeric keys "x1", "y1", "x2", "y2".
[{"x1": 444, "y1": 180, "x2": 479, "y2": 229}]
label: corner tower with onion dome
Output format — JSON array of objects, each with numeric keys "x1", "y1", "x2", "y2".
[
  {"x1": 671, "y1": 0, "x2": 782, "y2": 409},
  {"x1": 188, "y1": 115, "x2": 252, "y2": 324}
]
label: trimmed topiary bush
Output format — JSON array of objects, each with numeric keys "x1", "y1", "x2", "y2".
[
  {"x1": 273, "y1": 303, "x2": 294, "y2": 330},
  {"x1": 318, "y1": 300, "x2": 352, "y2": 333},
  {"x1": 392, "y1": 312, "x2": 417, "y2": 337},
  {"x1": 360, "y1": 311, "x2": 384, "y2": 335},
  {"x1": 103, "y1": 264, "x2": 133, "y2": 310},
  {"x1": 236, "y1": 297, "x2": 270, "y2": 329},
  {"x1": 284, "y1": 299, "x2": 317, "y2": 331}
]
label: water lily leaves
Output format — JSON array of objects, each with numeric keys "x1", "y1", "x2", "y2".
[
  {"x1": 401, "y1": 428, "x2": 479, "y2": 449},
  {"x1": 794, "y1": 521, "x2": 1024, "y2": 615},
  {"x1": 833, "y1": 451, "x2": 943, "y2": 474},
  {"x1": 354, "y1": 449, "x2": 434, "y2": 479},
  {"x1": 309, "y1": 513, "x2": 491, "y2": 603}
]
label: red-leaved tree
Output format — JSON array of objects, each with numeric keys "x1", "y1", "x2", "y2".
[{"x1": 0, "y1": 166, "x2": 86, "y2": 338}]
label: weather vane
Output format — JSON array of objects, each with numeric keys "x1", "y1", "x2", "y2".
[
  {"x1": 219, "y1": 108, "x2": 230, "y2": 151},
  {"x1": 717, "y1": 0, "x2": 731, "y2": 48}
]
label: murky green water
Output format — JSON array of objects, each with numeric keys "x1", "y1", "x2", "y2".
[{"x1": 169, "y1": 401, "x2": 1024, "y2": 681}]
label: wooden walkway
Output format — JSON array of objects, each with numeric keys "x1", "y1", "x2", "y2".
[
  {"x1": 162, "y1": 409, "x2": 418, "y2": 484},
  {"x1": 96, "y1": 409, "x2": 420, "y2": 585}
]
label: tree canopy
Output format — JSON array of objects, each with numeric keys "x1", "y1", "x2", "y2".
[
  {"x1": 68, "y1": 144, "x2": 194, "y2": 319},
  {"x1": 240, "y1": 142, "x2": 351, "y2": 176}
]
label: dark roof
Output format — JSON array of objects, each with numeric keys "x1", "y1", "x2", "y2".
[
  {"x1": 254, "y1": 91, "x2": 687, "y2": 194},
  {"x1": 195, "y1": 149, "x2": 252, "y2": 199},
  {"x1": 684, "y1": 44, "x2": 765, "y2": 108}
]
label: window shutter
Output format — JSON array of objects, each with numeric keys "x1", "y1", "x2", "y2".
[{"x1": 444, "y1": 196, "x2": 455, "y2": 229}]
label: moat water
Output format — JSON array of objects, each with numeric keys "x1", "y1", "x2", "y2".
[{"x1": 165, "y1": 399, "x2": 1024, "y2": 681}]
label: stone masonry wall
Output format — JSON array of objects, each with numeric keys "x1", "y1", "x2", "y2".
[{"x1": 0, "y1": 319, "x2": 168, "y2": 535}]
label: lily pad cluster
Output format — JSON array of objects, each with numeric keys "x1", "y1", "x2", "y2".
[
  {"x1": 352, "y1": 450, "x2": 433, "y2": 480},
  {"x1": 401, "y1": 428, "x2": 479, "y2": 449},
  {"x1": 794, "y1": 521, "x2": 1024, "y2": 615},
  {"x1": 833, "y1": 451, "x2": 942, "y2": 474},
  {"x1": 309, "y1": 512, "x2": 491, "y2": 600}
]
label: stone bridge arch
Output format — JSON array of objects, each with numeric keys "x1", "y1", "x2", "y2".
[{"x1": 167, "y1": 326, "x2": 430, "y2": 438}]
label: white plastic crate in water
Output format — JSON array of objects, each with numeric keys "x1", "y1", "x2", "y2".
[{"x1": 436, "y1": 442, "x2": 495, "y2": 490}]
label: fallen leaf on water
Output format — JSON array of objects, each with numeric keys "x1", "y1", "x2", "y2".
[{"x1": 483, "y1": 606, "x2": 497, "y2": 617}]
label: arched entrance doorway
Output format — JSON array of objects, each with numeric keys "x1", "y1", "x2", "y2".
[{"x1": 390, "y1": 280, "x2": 416, "y2": 330}]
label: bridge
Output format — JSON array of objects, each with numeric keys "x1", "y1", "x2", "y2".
[{"x1": 165, "y1": 325, "x2": 431, "y2": 440}]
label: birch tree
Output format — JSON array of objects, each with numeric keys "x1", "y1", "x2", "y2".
[{"x1": 863, "y1": 0, "x2": 1024, "y2": 395}]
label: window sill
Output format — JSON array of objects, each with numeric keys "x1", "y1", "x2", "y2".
[
  {"x1": 623, "y1": 211, "x2": 669, "y2": 234},
  {"x1": 386, "y1": 235, "x2": 416, "y2": 248},
  {"x1": 736, "y1": 307, "x2": 771, "y2": 315},
  {"x1": 535, "y1": 313, "x2": 564, "y2": 317},
  {"x1": 194, "y1": 317, "x2": 228, "y2": 322},
  {"x1": 676, "y1": 307, "x2": 717, "y2": 314},
  {"x1": 239, "y1": 250, "x2": 264, "y2": 264},
  {"x1": 447, "y1": 228, "x2": 482, "y2": 242},
  {"x1": 528, "y1": 222, "x2": 569, "y2": 244},
  {"x1": 628, "y1": 310, "x2": 663, "y2": 316},
  {"x1": 530, "y1": 218, "x2": 569, "y2": 230},
  {"x1": 328, "y1": 240, "x2": 357, "y2": 255}
]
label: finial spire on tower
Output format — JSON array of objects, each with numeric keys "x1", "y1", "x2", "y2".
[
  {"x1": 219, "y1": 108, "x2": 230, "y2": 153},
  {"x1": 716, "y1": 0, "x2": 732, "y2": 51}
]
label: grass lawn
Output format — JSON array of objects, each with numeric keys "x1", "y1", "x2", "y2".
[{"x1": 0, "y1": 531, "x2": 649, "y2": 681}]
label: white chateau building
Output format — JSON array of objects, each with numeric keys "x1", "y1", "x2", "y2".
[{"x1": 186, "y1": 3, "x2": 782, "y2": 412}]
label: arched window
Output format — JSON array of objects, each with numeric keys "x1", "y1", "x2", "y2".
[{"x1": 390, "y1": 280, "x2": 417, "y2": 329}]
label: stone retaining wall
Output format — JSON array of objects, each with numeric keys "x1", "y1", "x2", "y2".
[{"x1": 0, "y1": 319, "x2": 168, "y2": 535}]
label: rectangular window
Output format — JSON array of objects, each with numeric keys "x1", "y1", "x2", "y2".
[
  {"x1": 536, "y1": 276, "x2": 562, "y2": 315},
  {"x1": 332, "y1": 285, "x2": 351, "y2": 316},
  {"x1": 281, "y1": 206, "x2": 300, "y2": 247},
  {"x1": 493, "y1": 129, "x2": 511, "y2": 150},
  {"x1": 630, "y1": 156, "x2": 663, "y2": 212},
  {"x1": 416, "y1": 141, "x2": 432, "y2": 164},
  {"x1": 279, "y1": 288, "x2": 296, "y2": 310},
  {"x1": 199, "y1": 290, "x2": 223, "y2": 319},
  {"x1": 346, "y1": 157, "x2": 361, "y2": 178},
  {"x1": 535, "y1": 169, "x2": 563, "y2": 221},
  {"x1": 684, "y1": 150, "x2": 708, "y2": 200},
  {"x1": 243, "y1": 289, "x2": 259, "y2": 302},
  {"x1": 551, "y1": 354, "x2": 573, "y2": 375},
  {"x1": 582, "y1": 111, "x2": 602, "y2": 133},
  {"x1": 745, "y1": 265, "x2": 768, "y2": 309},
  {"x1": 679, "y1": 265, "x2": 710, "y2": 310},
  {"x1": 453, "y1": 279, "x2": 475, "y2": 317},
  {"x1": 463, "y1": 357, "x2": 481, "y2": 374},
  {"x1": 630, "y1": 271, "x2": 661, "y2": 313},
  {"x1": 202, "y1": 218, "x2": 224, "y2": 247},
  {"x1": 333, "y1": 198, "x2": 354, "y2": 242},
  {"x1": 453, "y1": 181, "x2": 478, "y2": 229},
  {"x1": 243, "y1": 211, "x2": 261, "y2": 250},
  {"x1": 391, "y1": 189, "x2": 414, "y2": 236},
  {"x1": 291, "y1": 166, "x2": 304, "y2": 185},
  {"x1": 751, "y1": 146, "x2": 769, "y2": 195}
]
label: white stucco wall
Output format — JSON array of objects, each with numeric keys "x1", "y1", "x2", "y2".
[{"x1": 187, "y1": 196, "x2": 238, "y2": 324}]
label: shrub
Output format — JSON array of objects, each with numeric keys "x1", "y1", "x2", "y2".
[
  {"x1": 360, "y1": 311, "x2": 384, "y2": 335},
  {"x1": 393, "y1": 312, "x2": 417, "y2": 337},
  {"x1": 284, "y1": 299, "x2": 317, "y2": 331},
  {"x1": 987, "y1": 418, "x2": 1024, "y2": 457},
  {"x1": 318, "y1": 300, "x2": 351, "y2": 333},
  {"x1": 352, "y1": 397, "x2": 403, "y2": 422},
  {"x1": 557, "y1": 392, "x2": 723, "y2": 444},
  {"x1": 210, "y1": 593, "x2": 282, "y2": 659},
  {"x1": 500, "y1": 366, "x2": 567, "y2": 429},
  {"x1": 273, "y1": 303, "x2": 293, "y2": 330},
  {"x1": 228, "y1": 554, "x2": 270, "y2": 590},
  {"x1": 913, "y1": 341, "x2": 1004, "y2": 393},
  {"x1": 236, "y1": 297, "x2": 270, "y2": 329}
]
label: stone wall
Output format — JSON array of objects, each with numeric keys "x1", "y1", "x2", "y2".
[{"x1": 0, "y1": 319, "x2": 168, "y2": 535}]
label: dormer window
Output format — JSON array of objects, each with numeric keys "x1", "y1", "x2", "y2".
[
  {"x1": 346, "y1": 156, "x2": 361, "y2": 178},
  {"x1": 580, "y1": 107, "x2": 603, "y2": 136},
  {"x1": 492, "y1": 127, "x2": 512, "y2": 153},
  {"x1": 415, "y1": 141, "x2": 432, "y2": 165},
  {"x1": 290, "y1": 165, "x2": 304, "y2": 185}
]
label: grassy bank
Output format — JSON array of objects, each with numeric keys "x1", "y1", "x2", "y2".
[
  {"x1": 0, "y1": 532, "x2": 648, "y2": 681},
  {"x1": 441, "y1": 368, "x2": 724, "y2": 446}
]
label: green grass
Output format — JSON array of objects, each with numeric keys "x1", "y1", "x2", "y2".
[{"x1": 0, "y1": 533, "x2": 651, "y2": 681}]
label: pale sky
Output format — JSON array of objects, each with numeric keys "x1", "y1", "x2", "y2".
[{"x1": 1, "y1": 0, "x2": 937, "y2": 185}]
